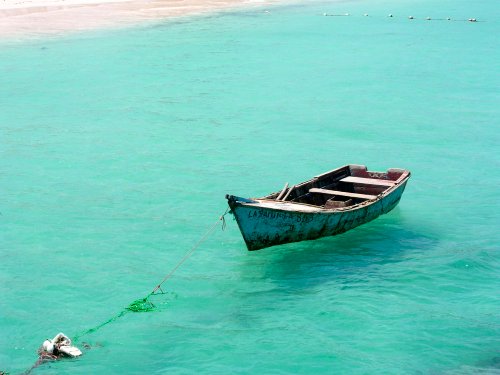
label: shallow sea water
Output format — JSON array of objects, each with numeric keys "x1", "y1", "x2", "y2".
[{"x1": 1, "y1": 0, "x2": 499, "y2": 373}]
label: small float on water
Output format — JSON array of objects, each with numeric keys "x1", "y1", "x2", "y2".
[
  {"x1": 226, "y1": 164, "x2": 411, "y2": 250},
  {"x1": 39, "y1": 333, "x2": 82, "y2": 359}
]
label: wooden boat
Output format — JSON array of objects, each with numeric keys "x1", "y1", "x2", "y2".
[{"x1": 226, "y1": 164, "x2": 410, "y2": 251}]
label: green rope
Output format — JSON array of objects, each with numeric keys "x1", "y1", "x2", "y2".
[
  {"x1": 73, "y1": 210, "x2": 229, "y2": 341},
  {"x1": 16, "y1": 211, "x2": 229, "y2": 375},
  {"x1": 74, "y1": 310, "x2": 128, "y2": 342},
  {"x1": 126, "y1": 294, "x2": 155, "y2": 312},
  {"x1": 74, "y1": 295, "x2": 155, "y2": 341}
]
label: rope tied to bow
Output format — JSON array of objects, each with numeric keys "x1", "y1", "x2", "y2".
[{"x1": 72, "y1": 208, "x2": 231, "y2": 344}]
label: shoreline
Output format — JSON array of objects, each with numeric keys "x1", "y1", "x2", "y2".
[{"x1": 0, "y1": 0, "x2": 291, "y2": 40}]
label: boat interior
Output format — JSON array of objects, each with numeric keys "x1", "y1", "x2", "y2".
[{"x1": 264, "y1": 165, "x2": 409, "y2": 209}]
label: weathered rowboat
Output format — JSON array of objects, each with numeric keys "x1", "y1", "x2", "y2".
[{"x1": 226, "y1": 164, "x2": 411, "y2": 251}]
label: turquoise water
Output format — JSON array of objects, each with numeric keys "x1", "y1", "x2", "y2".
[{"x1": 1, "y1": 0, "x2": 499, "y2": 373}]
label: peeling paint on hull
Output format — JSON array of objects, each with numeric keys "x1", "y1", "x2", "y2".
[{"x1": 227, "y1": 178, "x2": 409, "y2": 251}]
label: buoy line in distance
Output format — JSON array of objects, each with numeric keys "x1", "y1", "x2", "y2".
[{"x1": 321, "y1": 13, "x2": 479, "y2": 22}]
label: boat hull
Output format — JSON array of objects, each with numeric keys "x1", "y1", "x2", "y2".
[{"x1": 227, "y1": 180, "x2": 408, "y2": 251}]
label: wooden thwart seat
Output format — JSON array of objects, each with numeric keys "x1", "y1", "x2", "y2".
[
  {"x1": 340, "y1": 176, "x2": 396, "y2": 187},
  {"x1": 309, "y1": 188, "x2": 377, "y2": 200}
]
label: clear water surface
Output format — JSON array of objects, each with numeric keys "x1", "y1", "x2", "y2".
[{"x1": 1, "y1": 0, "x2": 499, "y2": 373}]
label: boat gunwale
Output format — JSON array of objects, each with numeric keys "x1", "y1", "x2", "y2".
[{"x1": 233, "y1": 169, "x2": 411, "y2": 214}]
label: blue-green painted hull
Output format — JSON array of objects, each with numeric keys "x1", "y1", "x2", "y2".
[{"x1": 228, "y1": 179, "x2": 409, "y2": 250}]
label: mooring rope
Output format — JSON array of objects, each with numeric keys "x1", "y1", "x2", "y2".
[
  {"x1": 150, "y1": 207, "x2": 230, "y2": 296},
  {"x1": 3, "y1": 209, "x2": 233, "y2": 374},
  {"x1": 73, "y1": 208, "x2": 230, "y2": 342}
]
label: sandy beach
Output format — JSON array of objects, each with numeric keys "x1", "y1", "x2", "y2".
[{"x1": 0, "y1": 0, "x2": 283, "y2": 38}]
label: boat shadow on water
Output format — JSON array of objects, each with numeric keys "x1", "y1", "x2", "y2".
[{"x1": 238, "y1": 209, "x2": 439, "y2": 291}]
